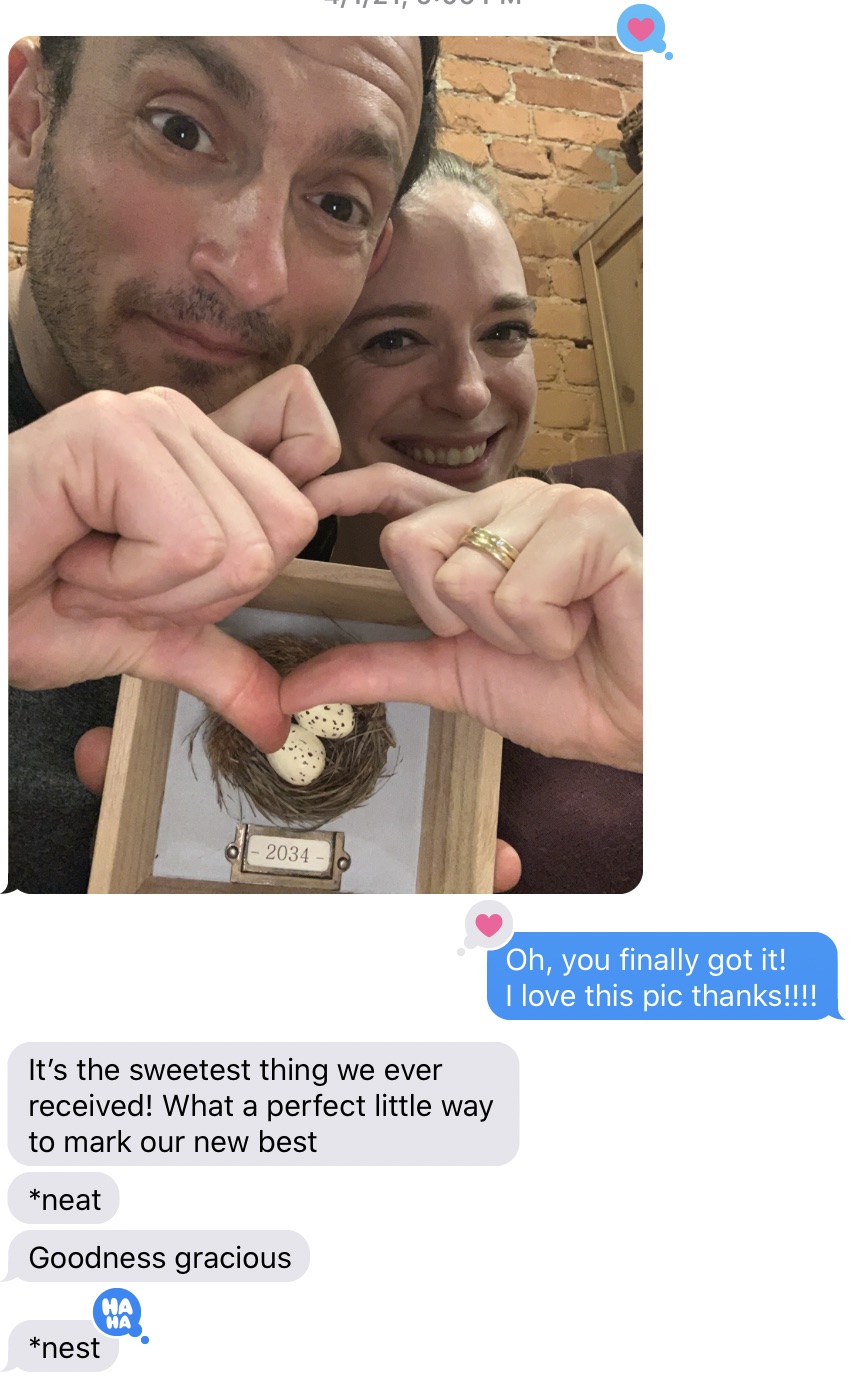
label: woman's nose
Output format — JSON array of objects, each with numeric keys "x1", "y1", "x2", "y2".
[
  {"x1": 422, "y1": 347, "x2": 492, "y2": 418},
  {"x1": 189, "y1": 185, "x2": 289, "y2": 312}
]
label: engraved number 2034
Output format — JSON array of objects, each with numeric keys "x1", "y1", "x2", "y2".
[{"x1": 266, "y1": 843, "x2": 310, "y2": 863}]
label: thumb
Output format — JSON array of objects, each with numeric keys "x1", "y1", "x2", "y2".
[
  {"x1": 138, "y1": 625, "x2": 291, "y2": 752},
  {"x1": 278, "y1": 638, "x2": 464, "y2": 720},
  {"x1": 74, "y1": 726, "x2": 114, "y2": 796}
]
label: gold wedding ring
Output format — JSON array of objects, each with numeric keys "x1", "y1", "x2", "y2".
[{"x1": 458, "y1": 526, "x2": 521, "y2": 573}]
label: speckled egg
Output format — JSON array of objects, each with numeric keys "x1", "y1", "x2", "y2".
[
  {"x1": 266, "y1": 725, "x2": 327, "y2": 786},
  {"x1": 294, "y1": 703, "x2": 356, "y2": 740}
]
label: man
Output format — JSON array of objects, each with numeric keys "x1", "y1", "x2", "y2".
[{"x1": 8, "y1": 36, "x2": 439, "y2": 892}]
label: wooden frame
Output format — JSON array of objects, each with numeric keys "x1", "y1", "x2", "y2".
[
  {"x1": 574, "y1": 173, "x2": 643, "y2": 454},
  {"x1": 88, "y1": 559, "x2": 502, "y2": 895}
]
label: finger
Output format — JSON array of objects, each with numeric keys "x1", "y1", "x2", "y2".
[
  {"x1": 136, "y1": 626, "x2": 292, "y2": 752},
  {"x1": 278, "y1": 638, "x2": 465, "y2": 719},
  {"x1": 493, "y1": 839, "x2": 522, "y2": 893},
  {"x1": 211, "y1": 365, "x2": 341, "y2": 487},
  {"x1": 74, "y1": 726, "x2": 114, "y2": 796},
  {"x1": 304, "y1": 463, "x2": 459, "y2": 522},
  {"x1": 379, "y1": 479, "x2": 554, "y2": 642},
  {"x1": 57, "y1": 414, "x2": 317, "y2": 616}
]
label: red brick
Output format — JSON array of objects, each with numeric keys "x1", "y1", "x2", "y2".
[
  {"x1": 490, "y1": 140, "x2": 551, "y2": 179},
  {"x1": 520, "y1": 433, "x2": 576, "y2": 471},
  {"x1": 621, "y1": 87, "x2": 644, "y2": 115},
  {"x1": 9, "y1": 183, "x2": 32, "y2": 198},
  {"x1": 549, "y1": 259, "x2": 585, "y2": 300},
  {"x1": 615, "y1": 156, "x2": 637, "y2": 186},
  {"x1": 555, "y1": 36, "x2": 597, "y2": 48},
  {"x1": 571, "y1": 431, "x2": 610, "y2": 461},
  {"x1": 496, "y1": 174, "x2": 544, "y2": 216},
  {"x1": 534, "y1": 298, "x2": 591, "y2": 340},
  {"x1": 441, "y1": 58, "x2": 511, "y2": 100},
  {"x1": 514, "y1": 73, "x2": 623, "y2": 118},
  {"x1": 523, "y1": 259, "x2": 551, "y2": 295},
  {"x1": 513, "y1": 218, "x2": 585, "y2": 258},
  {"x1": 562, "y1": 346, "x2": 600, "y2": 386},
  {"x1": 536, "y1": 389, "x2": 590, "y2": 429},
  {"x1": 533, "y1": 109, "x2": 622, "y2": 148},
  {"x1": 440, "y1": 37, "x2": 552, "y2": 69},
  {"x1": 440, "y1": 93, "x2": 530, "y2": 138},
  {"x1": 544, "y1": 183, "x2": 615, "y2": 222},
  {"x1": 552, "y1": 145, "x2": 615, "y2": 184},
  {"x1": 8, "y1": 198, "x2": 31, "y2": 244},
  {"x1": 438, "y1": 131, "x2": 489, "y2": 166},
  {"x1": 554, "y1": 45, "x2": 643, "y2": 87},
  {"x1": 532, "y1": 339, "x2": 561, "y2": 382}
]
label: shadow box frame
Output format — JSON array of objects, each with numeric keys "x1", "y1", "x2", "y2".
[{"x1": 87, "y1": 559, "x2": 502, "y2": 895}]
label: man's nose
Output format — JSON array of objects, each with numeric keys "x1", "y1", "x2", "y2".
[
  {"x1": 189, "y1": 186, "x2": 289, "y2": 311},
  {"x1": 422, "y1": 347, "x2": 491, "y2": 418}
]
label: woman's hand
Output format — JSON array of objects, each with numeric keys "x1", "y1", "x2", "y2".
[{"x1": 286, "y1": 471, "x2": 642, "y2": 769}]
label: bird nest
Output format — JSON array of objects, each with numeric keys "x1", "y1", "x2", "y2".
[{"x1": 189, "y1": 633, "x2": 396, "y2": 829}]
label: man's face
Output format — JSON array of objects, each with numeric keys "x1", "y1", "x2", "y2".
[{"x1": 25, "y1": 38, "x2": 422, "y2": 411}]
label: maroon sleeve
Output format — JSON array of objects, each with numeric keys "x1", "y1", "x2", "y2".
[{"x1": 498, "y1": 451, "x2": 642, "y2": 893}]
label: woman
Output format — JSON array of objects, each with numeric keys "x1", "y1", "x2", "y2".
[
  {"x1": 308, "y1": 153, "x2": 643, "y2": 893},
  {"x1": 310, "y1": 152, "x2": 540, "y2": 565}
]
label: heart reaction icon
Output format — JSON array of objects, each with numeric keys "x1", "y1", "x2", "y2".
[{"x1": 616, "y1": 5, "x2": 673, "y2": 58}]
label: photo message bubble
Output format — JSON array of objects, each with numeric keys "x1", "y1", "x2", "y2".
[
  {"x1": 8, "y1": 1174, "x2": 119, "y2": 1225},
  {"x1": 4, "y1": 1321, "x2": 118, "y2": 1373},
  {"x1": 9, "y1": 1044, "x2": 518, "y2": 1166},
  {"x1": 487, "y1": 932, "x2": 843, "y2": 1020},
  {"x1": 7, "y1": 1230, "x2": 309, "y2": 1283}
]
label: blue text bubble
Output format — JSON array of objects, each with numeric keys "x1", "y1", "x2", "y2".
[{"x1": 487, "y1": 933, "x2": 842, "y2": 1020}]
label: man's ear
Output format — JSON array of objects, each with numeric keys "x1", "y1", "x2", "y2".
[
  {"x1": 9, "y1": 39, "x2": 50, "y2": 191},
  {"x1": 366, "y1": 218, "x2": 394, "y2": 280}
]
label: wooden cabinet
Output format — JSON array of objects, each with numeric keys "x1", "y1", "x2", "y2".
[{"x1": 574, "y1": 174, "x2": 642, "y2": 453}]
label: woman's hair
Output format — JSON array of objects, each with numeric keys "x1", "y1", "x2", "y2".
[{"x1": 407, "y1": 149, "x2": 503, "y2": 212}]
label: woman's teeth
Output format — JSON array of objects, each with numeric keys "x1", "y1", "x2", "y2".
[{"x1": 394, "y1": 440, "x2": 488, "y2": 468}]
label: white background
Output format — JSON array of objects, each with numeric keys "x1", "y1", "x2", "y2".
[{"x1": 3, "y1": 3, "x2": 852, "y2": 1381}]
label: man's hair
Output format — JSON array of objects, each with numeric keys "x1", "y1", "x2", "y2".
[{"x1": 38, "y1": 36, "x2": 440, "y2": 196}]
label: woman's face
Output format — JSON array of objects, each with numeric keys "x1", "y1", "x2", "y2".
[{"x1": 310, "y1": 183, "x2": 538, "y2": 490}]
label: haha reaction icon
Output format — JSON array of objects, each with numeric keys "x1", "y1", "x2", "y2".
[
  {"x1": 617, "y1": 5, "x2": 673, "y2": 58},
  {"x1": 92, "y1": 1289, "x2": 149, "y2": 1344}
]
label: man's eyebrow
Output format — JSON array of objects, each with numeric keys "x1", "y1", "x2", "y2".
[
  {"x1": 121, "y1": 38, "x2": 261, "y2": 115},
  {"x1": 317, "y1": 128, "x2": 405, "y2": 188}
]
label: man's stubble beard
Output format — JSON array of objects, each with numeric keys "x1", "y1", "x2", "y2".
[{"x1": 26, "y1": 135, "x2": 335, "y2": 413}]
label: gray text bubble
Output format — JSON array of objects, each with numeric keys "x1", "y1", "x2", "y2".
[
  {"x1": 4, "y1": 1322, "x2": 118, "y2": 1372},
  {"x1": 7, "y1": 1230, "x2": 309, "y2": 1283},
  {"x1": 8, "y1": 1174, "x2": 119, "y2": 1224},
  {"x1": 9, "y1": 1044, "x2": 518, "y2": 1166}
]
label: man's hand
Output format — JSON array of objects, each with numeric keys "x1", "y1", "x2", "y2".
[
  {"x1": 286, "y1": 469, "x2": 643, "y2": 769},
  {"x1": 9, "y1": 367, "x2": 339, "y2": 751}
]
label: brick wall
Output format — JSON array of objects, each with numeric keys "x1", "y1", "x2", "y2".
[
  {"x1": 8, "y1": 36, "x2": 642, "y2": 464},
  {"x1": 436, "y1": 37, "x2": 641, "y2": 467}
]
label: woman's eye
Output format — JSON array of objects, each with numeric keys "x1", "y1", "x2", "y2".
[
  {"x1": 310, "y1": 193, "x2": 369, "y2": 227},
  {"x1": 362, "y1": 329, "x2": 421, "y2": 354},
  {"x1": 147, "y1": 110, "x2": 215, "y2": 155},
  {"x1": 484, "y1": 321, "x2": 536, "y2": 344}
]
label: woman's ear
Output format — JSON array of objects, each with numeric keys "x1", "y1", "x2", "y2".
[
  {"x1": 9, "y1": 39, "x2": 50, "y2": 190},
  {"x1": 366, "y1": 218, "x2": 394, "y2": 279}
]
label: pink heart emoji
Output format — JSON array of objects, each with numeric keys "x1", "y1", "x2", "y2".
[
  {"x1": 628, "y1": 17, "x2": 655, "y2": 39},
  {"x1": 476, "y1": 913, "x2": 503, "y2": 938}
]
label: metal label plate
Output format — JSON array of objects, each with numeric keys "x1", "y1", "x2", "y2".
[{"x1": 226, "y1": 825, "x2": 350, "y2": 891}]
